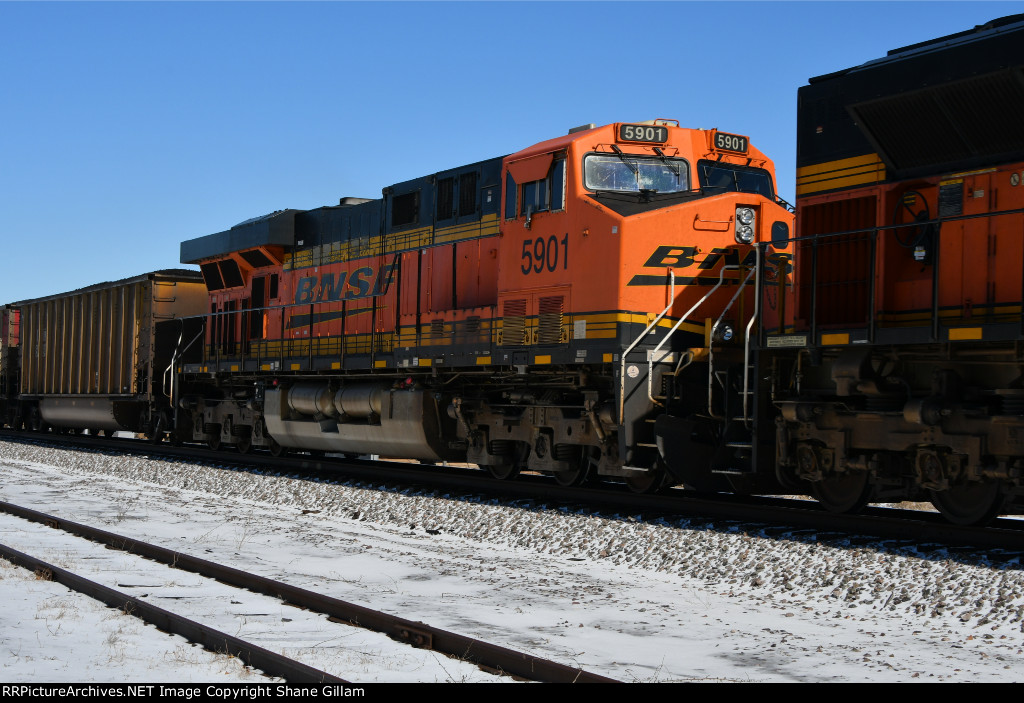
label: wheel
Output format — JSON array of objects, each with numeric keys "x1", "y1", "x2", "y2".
[
  {"x1": 27, "y1": 407, "x2": 43, "y2": 433},
  {"x1": 811, "y1": 470, "x2": 872, "y2": 514},
  {"x1": 208, "y1": 435, "x2": 221, "y2": 451},
  {"x1": 553, "y1": 465, "x2": 588, "y2": 487},
  {"x1": 484, "y1": 462, "x2": 520, "y2": 480},
  {"x1": 235, "y1": 434, "x2": 252, "y2": 454},
  {"x1": 149, "y1": 411, "x2": 169, "y2": 445},
  {"x1": 268, "y1": 438, "x2": 287, "y2": 457},
  {"x1": 625, "y1": 466, "x2": 667, "y2": 494},
  {"x1": 551, "y1": 446, "x2": 596, "y2": 488},
  {"x1": 930, "y1": 481, "x2": 1007, "y2": 526}
]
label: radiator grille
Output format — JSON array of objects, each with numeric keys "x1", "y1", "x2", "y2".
[
  {"x1": 501, "y1": 299, "x2": 527, "y2": 346},
  {"x1": 851, "y1": 68, "x2": 1024, "y2": 174},
  {"x1": 797, "y1": 196, "x2": 876, "y2": 329},
  {"x1": 537, "y1": 296, "x2": 564, "y2": 345}
]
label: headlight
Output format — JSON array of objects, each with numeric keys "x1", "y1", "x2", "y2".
[{"x1": 735, "y1": 206, "x2": 756, "y2": 243}]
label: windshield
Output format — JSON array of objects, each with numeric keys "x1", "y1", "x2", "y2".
[
  {"x1": 584, "y1": 154, "x2": 690, "y2": 193},
  {"x1": 697, "y1": 160, "x2": 774, "y2": 197}
]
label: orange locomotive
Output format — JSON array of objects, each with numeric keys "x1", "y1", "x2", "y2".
[
  {"x1": 179, "y1": 121, "x2": 794, "y2": 491},
  {"x1": 769, "y1": 15, "x2": 1024, "y2": 523}
]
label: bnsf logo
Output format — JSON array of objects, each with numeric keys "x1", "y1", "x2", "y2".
[
  {"x1": 294, "y1": 261, "x2": 397, "y2": 304},
  {"x1": 627, "y1": 245, "x2": 791, "y2": 286}
]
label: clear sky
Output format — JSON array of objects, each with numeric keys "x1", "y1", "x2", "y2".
[{"x1": 1, "y1": 1, "x2": 1020, "y2": 304}]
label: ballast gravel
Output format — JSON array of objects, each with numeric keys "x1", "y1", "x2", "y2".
[{"x1": 1, "y1": 439, "x2": 1023, "y2": 682}]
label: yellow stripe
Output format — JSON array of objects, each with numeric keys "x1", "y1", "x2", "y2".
[
  {"x1": 602, "y1": 353, "x2": 614, "y2": 363},
  {"x1": 476, "y1": 356, "x2": 491, "y2": 365},
  {"x1": 385, "y1": 225, "x2": 432, "y2": 249},
  {"x1": 417, "y1": 358, "x2": 432, "y2": 367},
  {"x1": 820, "y1": 333, "x2": 849, "y2": 346},
  {"x1": 374, "y1": 360, "x2": 387, "y2": 368},
  {"x1": 796, "y1": 153, "x2": 886, "y2": 196},
  {"x1": 331, "y1": 362, "x2": 341, "y2": 370},
  {"x1": 796, "y1": 153, "x2": 883, "y2": 178},
  {"x1": 947, "y1": 167, "x2": 997, "y2": 179},
  {"x1": 657, "y1": 319, "x2": 705, "y2": 336},
  {"x1": 948, "y1": 327, "x2": 982, "y2": 341},
  {"x1": 534, "y1": 355, "x2": 551, "y2": 365},
  {"x1": 797, "y1": 171, "x2": 885, "y2": 196},
  {"x1": 583, "y1": 311, "x2": 706, "y2": 334}
]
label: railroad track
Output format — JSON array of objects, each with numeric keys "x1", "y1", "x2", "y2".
[
  {"x1": 2, "y1": 429, "x2": 1022, "y2": 553},
  {"x1": 0, "y1": 499, "x2": 618, "y2": 683}
]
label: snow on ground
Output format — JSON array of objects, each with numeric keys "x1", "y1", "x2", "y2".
[{"x1": 1, "y1": 439, "x2": 1023, "y2": 682}]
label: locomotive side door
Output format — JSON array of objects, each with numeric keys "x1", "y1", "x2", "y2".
[{"x1": 496, "y1": 151, "x2": 569, "y2": 361}]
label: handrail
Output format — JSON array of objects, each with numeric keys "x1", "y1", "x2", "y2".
[
  {"x1": 163, "y1": 320, "x2": 205, "y2": 431},
  {"x1": 741, "y1": 244, "x2": 762, "y2": 425},
  {"x1": 645, "y1": 264, "x2": 744, "y2": 409},
  {"x1": 705, "y1": 264, "x2": 756, "y2": 420},
  {"x1": 618, "y1": 270, "x2": 675, "y2": 424},
  {"x1": 162, "y1": 320, "x2": 186, "y2": 400}
]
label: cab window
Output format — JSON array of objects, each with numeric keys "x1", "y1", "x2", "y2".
[
  {"x1": 697, "y1": 160, "x2": 774, "y2": 197},
  {"x1": 584, "y1": 153, "x2": 689, "y2": 193}
]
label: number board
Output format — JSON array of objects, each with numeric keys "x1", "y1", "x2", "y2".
[
  {"x1": 713, "y1": 132, "x2": 748, "y2": 153},
  {"x1": 618, "y1": 124, "x2": 669, "y2": 144}
]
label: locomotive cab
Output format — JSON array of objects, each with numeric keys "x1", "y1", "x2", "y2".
[{"x1": 485, "y1": 122, "x2": 794, "y2": 489}]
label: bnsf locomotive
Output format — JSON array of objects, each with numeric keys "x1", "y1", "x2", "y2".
[
  {"x1": 769, "y1": 14, "x2": 1024, "y2": 524},
  {"x1": 0, "y1": 120, "x2": 792, "y2": 496},
  {"x1": 2, "y1": 15, "x2": 1023, "y2": 526},
  {"x1": 174, "y1": 120, "x2": 792, "y2": 493}
]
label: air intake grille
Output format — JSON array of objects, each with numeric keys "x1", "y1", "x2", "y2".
[
  {"x1": 501, "y1": 299, "x2": 527, "y2": 346},
  {"x1": 537, "y1": 296, "x2": 564, "y2": 345},
  {"x1": 851, "y1": 68, "x2": 1024, "y2": 174}
]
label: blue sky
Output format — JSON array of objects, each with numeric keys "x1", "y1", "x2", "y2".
[{"x1": 1, "y1": 1, "x2": 1020, "y2": 303}]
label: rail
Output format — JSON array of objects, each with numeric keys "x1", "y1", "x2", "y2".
[
  {"x1": 0, "y1": 541, "x2": 345, "y2": 683},
  {"x1": 0, "y1": 499, "x2": 619, "y2": 684}
]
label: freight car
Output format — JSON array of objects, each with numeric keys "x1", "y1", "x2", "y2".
[
  {"x1": 4, "y1": 272, "x2": 207, "y2": 437},
  {"x1": 767, "y1": 14, "x2": 1024, "y2": 523},
  {"x1": 175, "y1": 121, "x2": 794, "y2": 492}
]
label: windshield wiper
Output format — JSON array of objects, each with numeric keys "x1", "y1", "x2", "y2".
[
  {"x1": 609, "y1": 145, "x2": 639, "y2": 177},
  {"x1": 653, "y1": 147, "x2": 680, "y2": 178}
]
